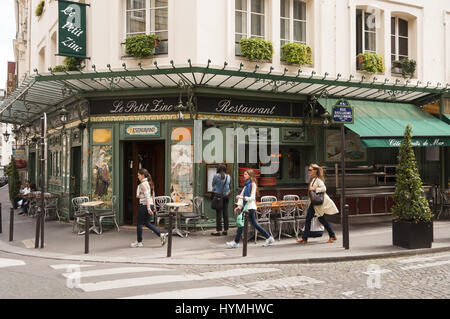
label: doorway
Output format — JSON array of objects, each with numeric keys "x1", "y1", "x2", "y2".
[
  {"x1": 123, "y1": 141, "x2": 165, "y2": 225},
  {"x1": 70, "y1": 146, "x2": 82, "y2": 197}
]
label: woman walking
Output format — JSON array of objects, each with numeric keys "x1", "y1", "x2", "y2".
[
  {"x1": 131, "y1": 169, "x2": 168, "y2": 248},
  {"x1": 297, "y1": 164, "x2": 338, "y2": 244},
  {"x1": 211, "y1": 164, "x2": 231, "y2": 236},
  {"x1": 226, "y1": 170, "x2": 275, "y2": 248}
]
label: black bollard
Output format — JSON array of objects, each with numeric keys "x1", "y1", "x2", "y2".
[
  {"x1": 9, "y1": 207, "x2": 14, "y2": 242},
  {"x1": 40, "y1": 212, "x2": 45, "y2": 249},
  {"x1": 343, "y1": 204, "x2": 350, "y2": 250},
  {"x1": 85, "y1": 214, "x2": 89, "y2": 254},
  {"x1": 35, "y1": 208, "x2": 41, "y2": 248},
  {"x1": 0, "y1": 202, "x2": 2, "y2": 234},
  {"x1": 167, "y1": 210, "x2": 173, "y2": 258},
  {"x1": 242, "y1": 210, "x2": 249, "y2": 257}
]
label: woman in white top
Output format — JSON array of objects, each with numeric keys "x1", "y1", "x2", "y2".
[
  {"x1": 226, "y1": 170, "x2": 275, "y2": 248},
  {"x1": 131, "y1": 169, "x2": 168, "y2": 248},
  {"x1": 297, "y1": 164, "x2": 338, "y2": 244}
]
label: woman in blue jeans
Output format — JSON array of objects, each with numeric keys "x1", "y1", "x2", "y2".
[
  {"x1": 226, "y1": 170, "x2": 275, "y2": 248},
  {"x1": 131, "y1": 169, "x2": 168, "y2": 248}
]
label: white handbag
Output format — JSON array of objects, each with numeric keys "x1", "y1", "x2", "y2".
[{"x1": 301, "y1": 217, "x2": 324, "y2": 237}]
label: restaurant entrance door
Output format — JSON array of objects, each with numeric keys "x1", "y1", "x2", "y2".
[{"x1": 123, "y1": 141, "x2": 165, "y2": 225}]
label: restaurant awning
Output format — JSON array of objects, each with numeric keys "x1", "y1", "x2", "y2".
[{"x1": 319, "y1": 98, "x2": 450, "y2": 147}]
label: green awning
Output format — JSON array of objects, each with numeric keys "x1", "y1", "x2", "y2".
[
  {"x1": 444, "y1": 114, "x2": 450, "y2": 125},
  {"x1": 319, "y1": 98, "x2": 450, "y2": 147}
]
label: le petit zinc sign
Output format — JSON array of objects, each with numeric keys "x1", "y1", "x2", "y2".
[{"x1": 58, "y1": 0, "x2": 88, "y2": 58}]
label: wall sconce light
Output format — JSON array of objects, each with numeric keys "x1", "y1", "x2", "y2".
[
  {"x1": 59, "y1": 106, "x2": 69, "y2": 125},
  {"x1": 321, "y1": 111, "x2": 331, "y2": 126},
  {"x1": 3, "y1": 129, "x2": 10, "y2": 143}
]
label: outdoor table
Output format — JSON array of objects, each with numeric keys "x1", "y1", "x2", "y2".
[
  {"x1": 166, "y1": 202, "x2": 189, "y2": 238},
  {"x1": 80, "y1": 201, "x2": 104, "y2": 234}
]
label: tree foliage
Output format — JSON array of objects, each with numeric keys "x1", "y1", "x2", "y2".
[
  {"x1": 6, "y1": 156, "x2": 20, "y2": 207},
  {"x1": 392, "y1": 125, "x2": 433, "y2": 222}
]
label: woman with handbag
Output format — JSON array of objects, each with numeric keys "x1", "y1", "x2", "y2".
[
  {"x1": 211, "y1": 164, "x2": 231, "y2": 236},
  {"x1": 226, "y1": 170, "x2": 275, "y2": 248},
  {"x1": 297, "y1": 164, "x2": 338, "y2": 244}
]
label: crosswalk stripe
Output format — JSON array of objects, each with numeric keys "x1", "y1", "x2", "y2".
[
  {"x1": 50, "y1": 264, "x2": 96, "y2": 270},
  {"x1": 78, "y1": 267, "x2": 280, "y2": 292},
  {"x1": 401, "y1": 260, "x2": 450, "y2": 270},
  {"x1": 63, "y1": 267, "x2": 170, "y2": 279},
  {"x1": 237, "y1": 276, "x2": 324, "y2": 292},
  {"x1": 398, "y1": 254, "x2": 450, "y2": 264},
  {"x1": 0, "y1": 258, "x2": 26, "y2": 268},
  {"x1": 121, "y1": 286, "x2": 245, "y2": 299}
]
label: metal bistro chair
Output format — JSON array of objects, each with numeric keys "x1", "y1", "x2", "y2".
[
  {"x1": 274, "y1": 200, "x2": 299, "y2": 240},
  {"x1": 44, "y1": 194, "x2": 60, "y2": 221},
  {"x1": 255, "y1": 202, "x2": 273, "y2": 243},
  {"x1": 27, "y1": 192, "x2": 39, "y2": 218},
  {"x1": 295, "y1": 200, "x2": 309, "y2": 236},
  {"x1": 155, "y1": 196, "x2": 172, "y2": 227},
  {"x1": 72, "y1": 196, "x2": 89, "y2": 234},
  {"x1": 261, "y1": 196, "x2": 277, "y2": 202},
  {"x1": 437, "y1": 190, "x2": 450, "y2": 220},
  {"x1": 95, "y1": 195, "x2": 120, "y2": 234},
  {"x1": 283, "y1": 194, "x2": 300, "y2": 201},
  {"x1": 180, "y1": 196, "x2": 205, "y2": 236}
]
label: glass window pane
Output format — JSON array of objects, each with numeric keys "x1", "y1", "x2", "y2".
[
  {"x1": 251, "y1": 14, "x2": 264, "y2": 37},
  {"x1": 281, "y1": 0, "x2": 289, "y2": 18},
  {"x1": 127, "y1": 11, "x2": 146, "y2": 34},
  {"x1": 280, "y1": 18, "x2": 289, "y2": 41},
  {"x1": 288, "y1": 149, "x2": 300, "y2": 179},
  {"x1": 150, "y1": 8, "x2": 168, "y2": 32},
  {"x1": 293, "y1": 21, "x2": 306, "y2": 43},
  {"x1": 399, "y1": 19, "x2": 408, "y2": 37},
  {"x1": 235, "y1": 0, "x2": 247, "y2": 11},
  {"x1": 127, "y1": 0, "x2": 145, "y2": 10},
  {"x1": 399, "y1": 37, "x2": 408, "y2": 56},
  {"x1": 235, "y1": 11, "x2": 247, "y2": 34},
  {"x1": 251, "y1": 0, "x2": 264, "y2": 14},
  {"x1": 365, "y1": 12, "x2": 376, "y2": 31},
  {"x1": 151, "y1": 0, "x2": 167, "y2": 7},
  {"x1": 364, "y1": 32, "x2": 376, "y2": 52},
  {"x1": 391, "y1": 17, "x2": 396, "y2": 36},
  {"x1": 391, "y1": 35, "x2": 396, "y2": 55},
  {"x1": 356, "y1": 9, "x2": 363, "y2": 54},
  {"x1": 294, "y1": 0, "x2": 306, "y2": 21}
]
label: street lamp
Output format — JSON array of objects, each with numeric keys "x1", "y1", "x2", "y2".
[
  {"x1": 321, "y1": 111, "x2": 331, "y2": 126},
  {"x1": 59, "y1": 106, "x2": 69, "y2": 125}
]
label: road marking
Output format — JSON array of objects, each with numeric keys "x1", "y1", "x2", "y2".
[
  {"x1": 63, "y1": 266, "x2": 170, "y2": 279},
  {"x1": 362, "y1": 269, "x2": 392, "y2": 275},
  {"x1": 50, "y1": 264, "x2": 96, "y2": 270},
  {"x1": 401, "y1": 260, "x2": 450, "y2": 270},
  {"x1": 238, "y1": 276, "x2": 324, "y2": 292},
  {"x1": 121, "y1": 286, "x2": 245, "y2": 299},
  {"x1": 342, "y1": 291, "x2": 355, "y2": 297},
  {"x1": 78, "y1": 268, "x2": 280, "y2": 292},
  {"x1": 0, "y1": 258, "x2": 26, "y2": 268},
  {"x1": 398, "y1": 254, "x2": 450, "y2": 264}
]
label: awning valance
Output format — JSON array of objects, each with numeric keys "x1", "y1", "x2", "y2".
[{"x1": 319, "y1": 98, "x2": 450, "y2": 147}]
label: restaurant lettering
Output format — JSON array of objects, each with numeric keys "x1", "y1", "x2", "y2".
[
  {"x1": 111, "y1": 99, "x2": 175, "y2": 114},
  {"x1": 58, "y1": 1, "x2": 87, "y2": 58},
  {"x1": 215, "y1": 99, "x2": 276, "y2": 115},
  {"x1": 388, "y1": 138, "x2": 445, "y2": 147}
]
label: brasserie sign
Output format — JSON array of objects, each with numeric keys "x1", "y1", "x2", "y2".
[
  {"x1": 90, "y1": 97, "x2": 292, "y2": 117},
  {"x1": 58, "y1": 0, "x2": 88, "y2": 58}
]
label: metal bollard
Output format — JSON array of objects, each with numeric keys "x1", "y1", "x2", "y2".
[
  {"x1": 343, "y1": 204, "x2": 350, "y2": 250},
  {"x1": 35, "y1": 208, "x2": 41, "y2": 248},
  {"x1": 85, "y1": 214, "x2": 89, "y2": 254},
  {"x1": 167, "y1": 210, "x2": 173, "y2": 258},
  {"x1": 9, "y1": 207, "x2": 14, "y2": 242},
  {"x1": 0, "y1": 202, "x2": 2, "y2": 234},
  {"x1": 40, "y1": 212, "x2": 45, "y2": 249},
  {"x1": 242, "y1": 211, "x2": 249, "y2": 257}
]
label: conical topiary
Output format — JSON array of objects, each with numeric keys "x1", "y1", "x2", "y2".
[
  {"x1": 6, "y1": 156, "x2": 20, "y2": 207},
  {"x1": 392, "y1": 125, "x2": 433, "y2": 222}
]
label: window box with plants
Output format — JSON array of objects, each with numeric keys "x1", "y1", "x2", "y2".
[
  {"x1": 52, "y1": 57, "x2": 84, "y2": 72},
  {"x1": 392, "y1": 58, "x2": 416, "y2": 79},
  {"x1": 392, "y1": 125, "x2": 433, "y2": 249},
  {"x1": 124, "y1": 34, "x2": 159, "y2": 59},
  {"x1": 239, "y1": 38, "x2": 273, "y2": 62},
  {"x1": 35, "y1": 0, "x2": 45, "y2": 17},
  {"x1": 280, "y1": 43, "x2": 312, "y2": 66},
  {"x1": 356, "y1": 53, "x2": 385, "y2": 74}
]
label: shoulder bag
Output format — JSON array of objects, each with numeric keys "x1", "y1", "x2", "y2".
[
  {"x1": 211, "y1": 175, "x2": 228, "y2": 209},
  {"x1": 310, "y1": 178, "x2": 324, "y2": 206}
]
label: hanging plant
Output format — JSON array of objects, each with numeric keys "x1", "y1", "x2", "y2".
[
  {"x1": 281, "y1": 42, "x2": 313, "y2": 66},
  {"x1": 357, "y1": 53, "x2": 385, "y2": 73},
  {"x1": 239, "y1": 38, "x2": 273, "y2": 62},
  {"x1": 35, "y1": 0, "x2": 45, "y2": 17},
  {"x1": 397, "y1": 58, "x2": 416, "y2": 79},
  {"x1": 125, "y1": 34, "x2": 159, "y2": 59},
  {"x1": 52, "y1": 57, "x2": 84, "y2": 72}
]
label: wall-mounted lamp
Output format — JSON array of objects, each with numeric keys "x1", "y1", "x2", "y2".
[
  {"x1": 321, "y1": 111, "x2": 331, "y2": 126},
  {"x1": 59, "y1": 106, "x2": 68, "y2": 125},
  {"x1": 3, "y1": 129, "x2": 10, "y2": 143}
]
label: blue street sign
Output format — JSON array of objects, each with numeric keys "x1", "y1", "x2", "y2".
[{"x1": 332, "y1": 99, "x2": 354, "y2": 124}]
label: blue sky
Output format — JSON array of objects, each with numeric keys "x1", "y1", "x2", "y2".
[{"x1": 0, "y1": 1, "x2": 16, "y2": 91}]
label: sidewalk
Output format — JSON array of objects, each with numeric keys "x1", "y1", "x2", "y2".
[{"x1": 1, "y1": 186, "x2": 450, "y2": 265}]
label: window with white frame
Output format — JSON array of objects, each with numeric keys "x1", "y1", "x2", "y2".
[
  {"x1": 356, "y1": 9, "x2": 377, "y2": 55},
  {"x1": 126, "y1": 0, "x2": 168, "y2": 54},
  {"x1": 235, "y1": 0, "x2": 265, "y2": 55},
  {"x1": 391, "y1": 17, "x2": 408, "y2": 64},
  {"x1": 280, "y1": 0, "x2": 306, "y2": 47}
]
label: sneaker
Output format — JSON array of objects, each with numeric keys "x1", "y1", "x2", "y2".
[
  {"x1": 130, "y1": 241, "x2": 143, "y2": 248},
  {"x1": 263, "y1": 236, "x2": 275, "y2": 247},
  {"x1": 226, "y1": 241, "x2": 239, "y2": 249},
  {"x1": 160, "y1": 233, "x2": 168, "y2": 246}
]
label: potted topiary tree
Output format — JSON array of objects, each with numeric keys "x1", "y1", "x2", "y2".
[
  {"x1": 392, "y1": 125, "x2": 433, "y2": 249},
  {"x1": 6, "y1": 156, "x2": 20, "y2": 208}
]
